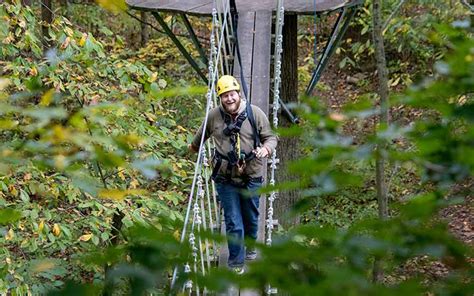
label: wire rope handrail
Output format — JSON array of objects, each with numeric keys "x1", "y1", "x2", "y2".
[{"x1": 171, "y1": 0, "x2": 235, "y2": 292}]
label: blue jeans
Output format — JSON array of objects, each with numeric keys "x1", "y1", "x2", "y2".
[{"x1": 215, "y1": 179, "x2": 261, "y2": 267}]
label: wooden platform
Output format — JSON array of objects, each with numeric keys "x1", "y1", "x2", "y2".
[
  {"x1": 215, "y1": 11, "x2": 271, "y2": 296},
  {"x1": 127, "y1": 0, "x2": 352, "y2": 15}
]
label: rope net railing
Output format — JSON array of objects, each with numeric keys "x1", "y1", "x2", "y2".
[
  {"x1": 266, "y1": 0, "x2": 284, "y2": 248},
  {"x1": 171, "y1": 0, "x2": 234, "y2": 293}
]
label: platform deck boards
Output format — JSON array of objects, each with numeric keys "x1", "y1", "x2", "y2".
[
  {"x1": 127, "y1": 0, "x2": 351, "y2": 15},
  {"x1": 216, "y1": 10, "x2": 271, "y2": 295}
]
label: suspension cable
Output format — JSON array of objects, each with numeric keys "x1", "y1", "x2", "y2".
[{"x1": 171, "y1": 0, "x2": 232, "y2": 289}]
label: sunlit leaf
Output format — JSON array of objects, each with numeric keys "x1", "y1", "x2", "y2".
[
  {"x1": 52, "y1": 223, "x2": 61, "y2": 236},
  {"x1": 40, "y1": 89, "x2": 55, "y2": 106},
  {"x1": 98, "y1": 188, "x2": 147, "y2": 200},
  {"x1": 95, "y1": 0, "x2": 126, "y2": 13},
  {"x1": 79, "y1": 233, "x2": 93, "y2": 242},
  {"x1": 30, "y1": 259, "x2": 56, "y2": 273}
]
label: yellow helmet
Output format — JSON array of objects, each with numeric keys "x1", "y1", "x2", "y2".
[{"x1": 216, "y1": 75, "x2": 240, "y2": 96}]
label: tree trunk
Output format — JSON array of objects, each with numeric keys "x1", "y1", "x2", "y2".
[
  {"x1": 42, "y1": 0, "x2": 53, "y2": 51},
  {"x1": 372, "y1": 0, "x2": 390, "y2": 283},
  {"x1": 274, "y1": 14, "x2": 301, "y2": 228},
  {"x1": 140, "y1": 11, "x2": 150, "y2": 47}
]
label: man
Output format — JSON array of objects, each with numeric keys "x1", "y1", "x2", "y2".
[{"x1": 189, "y1": 75, "x2": 277, "y2": 274}]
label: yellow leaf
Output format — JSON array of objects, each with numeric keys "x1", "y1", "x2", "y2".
[
  {"x1": 148, "y1": 72, "x2": 158, "y2": 83},
  {"x1": 164, "y1": 15, "x2": 173, "y2": 23},
  {"x1": 144, "y1": 112, "x2": 156, "y2": 123},
  {"x1": 0, "y1": 78, "x2": 10, "y2": 90},
  {"x1": 64, "y1": 27, "x2": 74, "y2": 37},
  {"x1": 96, "y1": 0, "x2": 126, "y2": 13},
  {"x1": 176, "y1": 125, "x2": 187, "y2": 132},
  {"x1": 117, "y1": 168, "x2": 126, "y2": 181},
  {"x1": 173, "y1": 230, "x2": 180, "y2": 241},
  {"x1": 31, "y1": 260, "x2": 56, "y2": 273},
  {"x1": 79, "y1": 233, "x2": 93, "y2": 242},
  {"x1": 5, "y1": 228, "x2": 14, "y2": 240},
  {"x1": 53, "y1": 125, "x2": 69, "y2": 141},
  {"x1": 79, "y1": 33, "x2": 87, "y2": 47},
  {"x1": 98, "y1": 189, "x2": 147, "y2": 200},
  {"x1": 29, "y1": 66, "x2": 38, "y2": 76},
  {"x1": 124, "y1": 134, "x2": 142, "y2": 145},
  {"x1": 52, "y1": 223, "x2": 61, "y2": 236},
  {"x1": 40, "y1": 89, "x2": 55, "y2": 106},
  {"x1": 9, "y1": 185, "x2": 17, "y2": 197},
  {"x1": 390, "y1": 76, "x2": 400, "y2": 87},
  {"x1": 38, "y1": 220, "x2": 44, "y2": 233},
  {"x1": 0, "y1": 119, "x2": 18, "y2": 129}
]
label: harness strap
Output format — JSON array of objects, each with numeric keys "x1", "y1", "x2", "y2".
[
  {"x1": 213, "y1": 174, "x2": 264, "y2": 187},
  {"x1": 210, "y1": 150, "x2": 256, "y2": 181}
]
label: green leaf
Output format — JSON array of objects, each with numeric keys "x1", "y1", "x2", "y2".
[{"x1": 0, "y1": 208, "x2": 21, "y2": 225}]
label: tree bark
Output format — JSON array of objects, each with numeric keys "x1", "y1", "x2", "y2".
[
  {"x1": 372, "y1": 0, "x2": 390, "y2": 283},
  {"x1": 273, "y1": 14, "x2": 301, "y2": 228},
  {"x1": 42, "y1": 0, "x2": 53, "y2": 51},
  {"x1": 140, "y1": 11, "x2": 150, "y2": 47}
]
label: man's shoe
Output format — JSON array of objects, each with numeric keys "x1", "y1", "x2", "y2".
[
  {"x1": 245, "y1": 249, "x2": 257, "y2": 261},
  {"x1": 231, "y1": 266, "x2": 245, "y2": 275}
]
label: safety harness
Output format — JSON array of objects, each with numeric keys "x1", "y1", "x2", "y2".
[
  {"x1": 210, "y1": 0, "x2": 262, "y2": 185},
  {"x1": 211, "y1": 103, "x2": 261, "y2": 183}
]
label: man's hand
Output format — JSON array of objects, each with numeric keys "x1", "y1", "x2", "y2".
[{"x1": 253, "y1": 146, "x2": 270, "y2": 159}]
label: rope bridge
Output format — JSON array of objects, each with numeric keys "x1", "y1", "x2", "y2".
[{"x1": 169, "y1": 0, "x2": 284, "y2": 294}]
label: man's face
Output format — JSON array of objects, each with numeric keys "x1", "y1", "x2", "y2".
[{"x1": 220, "y1": 90, "x2": 241, "y2": 114}]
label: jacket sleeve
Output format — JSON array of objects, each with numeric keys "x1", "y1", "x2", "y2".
[
  {"x1": 191, "y1": 116, "x2": 212, "y2": 151},
  {"x1": 253, "y1": 106, "x2": 278, "y2": 154}
]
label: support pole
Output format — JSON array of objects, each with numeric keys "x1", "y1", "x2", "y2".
[
  {"x1": 180, "y1": 13, "x2": 209, "y2": 67},
  {"x1": 152, "y1": 12, "x2": 208, "y2": 84},
  {"x1": 305, "y1": 6, "x2": 359, "y2": 96}
]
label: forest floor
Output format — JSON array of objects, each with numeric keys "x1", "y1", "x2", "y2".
[{"x1": 316, "y1": 59, "x2": 473, "y2": 284}]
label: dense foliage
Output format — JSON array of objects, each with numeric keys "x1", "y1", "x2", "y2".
[{"x1": 0, "y1": 2, "x2": 204, "y2": 293}]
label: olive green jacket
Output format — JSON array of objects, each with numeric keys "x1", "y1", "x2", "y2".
[{"x1": 191, "y1": 100, "x2": 277, "y2": 181}]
